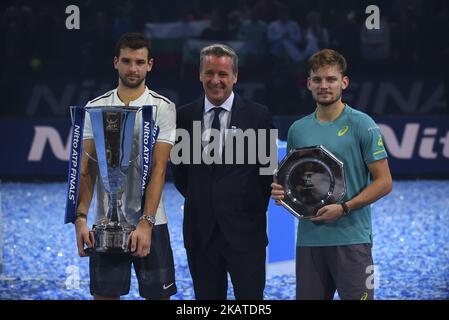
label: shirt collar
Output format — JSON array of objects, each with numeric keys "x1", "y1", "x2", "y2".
[
  {"x1": 114, "y1": 86, "x2": 149, "y2": 106},
  {"x1": 204, "y1": 91, "x2": 234, "y2": 113}
]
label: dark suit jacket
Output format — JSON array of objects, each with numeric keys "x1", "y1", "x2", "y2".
[{"x1": 172, "y1": 94, "x2": 274, "y2": 251}]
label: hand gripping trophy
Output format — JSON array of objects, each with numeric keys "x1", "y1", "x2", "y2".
[
  {"x1": 274, "y1": 145, "x2": 346, "y2": 219},
  {"x1": 64, "y1": 105, "x2": 157, "y2": 254}
]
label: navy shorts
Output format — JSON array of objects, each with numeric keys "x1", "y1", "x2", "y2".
[{"x1": 89, "y1": 224, "x2": 177, "y2": 299}]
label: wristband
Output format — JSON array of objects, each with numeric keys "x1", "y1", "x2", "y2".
[{"x1": 341, "y1": 202, "x2": 350, "y2": 215}]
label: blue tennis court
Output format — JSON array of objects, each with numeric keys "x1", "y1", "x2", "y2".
[{"x1": 0, "y1": 180, "x2": 448, "y2": 299}]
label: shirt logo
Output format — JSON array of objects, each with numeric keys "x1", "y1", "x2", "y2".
[
  {"x1": 377, "y1": 135, "x2": 384, "y2": 146},
  {"x1": 163, "y1": 283, "x2": 174, "y2": 290},
  {"x1": 338, "y1": 125, "x2": 349, "y2": 137}
]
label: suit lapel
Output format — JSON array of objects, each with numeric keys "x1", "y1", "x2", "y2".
[
  {"x1": 191, "y1": 97, "x2": 206, "y2": 165},
  {"x1": 191, "y1": 97, "x2": 204, "y2": 125},
  {"x1": 228, "y1": 94, "x2": 246, "y2": 132}
]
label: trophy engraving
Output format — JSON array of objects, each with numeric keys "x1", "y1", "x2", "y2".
[{"x1": 274, "y1": 145, "x2": 346, "y2": 219}]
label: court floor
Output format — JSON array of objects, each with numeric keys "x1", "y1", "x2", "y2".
[{"x1": 0, "y1": 180, "x2": 448, "y2": 300}]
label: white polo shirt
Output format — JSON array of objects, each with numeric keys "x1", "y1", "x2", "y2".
[{"x1": 82, "y1": 86, "x2": 176, "y2": 226}]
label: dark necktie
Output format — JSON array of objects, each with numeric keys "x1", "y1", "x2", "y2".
[
  {"x1": 210, "y1": 107, "x2": 224, "y2": 157},
  {"x1": 211, "y1": 107, "x2": 224, "y2": 132}
]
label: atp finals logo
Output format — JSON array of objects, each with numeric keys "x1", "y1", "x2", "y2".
[{"x1": 67, "y1": 124, "x2": 81, "y2": 205}]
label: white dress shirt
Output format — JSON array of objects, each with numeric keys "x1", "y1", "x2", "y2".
[{"x1": 202, "y1": 92, "x2": 235, "y2": 154}]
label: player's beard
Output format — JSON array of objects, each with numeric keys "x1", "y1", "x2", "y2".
[
  {"x1": 119, "y1": 73, "x2": 146, "y2": 89},
  {"x1": 315, "y1": 91, "x2": 342, "y2": 107}
]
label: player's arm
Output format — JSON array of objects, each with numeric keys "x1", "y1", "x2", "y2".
[
  {"x1": 345, "y1": 120, "x2": 393, "y2": 213},
  {"x1": 77, "y1": 139, "x2": 97, "y2": 215},
  {"x1": 75, "y1": 139, "x2": 97, "y2": 257},
  {"x1": 345, "y1": 158, "x2": 393, "y2": 212},
  {"x1": 171, "y1": 111, "x2": 188, "y2": 197},
  {"x1": 311, "y1": 158, "x2": 392, "y2": 223},
  {"x1": 171, "y1": 136, "x2": 188, "y2": 197},
  {"x1": 130, "y1": 141, "x2": 172, "y2": 257},
  {"x1": 142, "y1": 141, "x2": 172, "y2": 218}
]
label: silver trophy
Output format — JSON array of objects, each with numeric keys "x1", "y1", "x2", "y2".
[
  {"x1": 274, "y1": 145, "x2": 346, "y2": 219},
  {"x1": 85, "y1": 106, "x2": 139, "y2": 254}
]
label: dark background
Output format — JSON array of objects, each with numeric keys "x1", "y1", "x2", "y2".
[
  {"x1": 1, "y1": 0, "x2": 448, "y2": 116},
  {"x1": 0, "y1": 0, "x2": 448, "y2": 180}
]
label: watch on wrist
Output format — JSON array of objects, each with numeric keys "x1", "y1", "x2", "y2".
[
  {"x1": 140, "y1": 214, "x2": 156, "y2": 226},
  {"x1": 341, "y1": 202, "x2": 350, "y2": 216}
]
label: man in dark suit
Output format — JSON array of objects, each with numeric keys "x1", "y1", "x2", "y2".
[{"x1": 172, "y1": 44, "x2": 274, "y2": 300}]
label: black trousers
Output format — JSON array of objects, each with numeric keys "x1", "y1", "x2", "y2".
[{"x1": 186, "y1": 226, "x2": 266, "y2": 300}]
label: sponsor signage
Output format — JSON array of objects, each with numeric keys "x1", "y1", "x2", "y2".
[{"x1": 0, "y1": 116, "x2": 448, "y2": 178}]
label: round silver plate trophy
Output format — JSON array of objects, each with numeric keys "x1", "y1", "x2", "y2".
[
  {"x1": 64, "y1": 105, "x2": 157, "y2": 254},
  {"x1": 274, "y1": 145, "x2": 346, "y2": 219}
]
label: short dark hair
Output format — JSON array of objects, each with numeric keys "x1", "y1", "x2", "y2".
[
  {"x1": 199, "y1": 44, "x2": 238, "y2": 74},
  {"x1": 308, "y1": 49, "x2": 347, "y2": 76},
  {"x1": 115, "y1": 32, "x2": 152, "y2": 60}
]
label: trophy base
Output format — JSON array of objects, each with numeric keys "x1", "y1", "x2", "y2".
[{"x1": 91, "y1": 222, "x2": 135, "y2": 254}]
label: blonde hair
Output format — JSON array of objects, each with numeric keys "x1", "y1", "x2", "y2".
[
  {"x1": 308, "y1": 49, "x2": 347, "y2": 76},
  {"x1": 199, "y1": 44, "x2": 238, "y2": 74}
]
